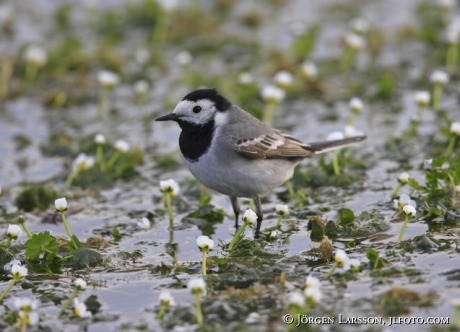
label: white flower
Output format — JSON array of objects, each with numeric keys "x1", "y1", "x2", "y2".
[
  {"x1": 261, "y1": 85, "x2": 285, "y2": 103},
  {"x1": 55, "y1": 197, "x2": 68, "y2": 212},
  {"x1": 344, "y1": 258, "x2": 361, "y2": 271},
  {"x1": 20, "y1": 311, "x2": 39, "y2": 325},
  {"x1": 114, "y1": 140, "x2": 130, "y2": 153},
  {"x1": 4, "y1": 259, "x2": 21, "y2": 272},
  {"x1": 344, "y1": 125, "x2": 364, "y2": 138},
  {"x1": 327, "y1": 131, "x2": 345, "y2": 141},
  {"x1": 14, "y1": 297, "x2": 38, "y2": 312},
  {"x1": 245, "y1": 312, "x2": 260, "y2": 324},
  {"x1": 157, "y1": 0, "x2": 178, "y2": 12},
  {"x1": 74, "y1": 298, "x2": 92, "y2": 317},
  {"x1": 94, "y1": 134, "x2": 106, "y2": 145},
  {"x1": 137, "y1": 217, "x2": 151, "y2": 229},
  {"x1": 349, "y1": 17, "x2": 370, "y2": 34},
  {"x1": 301, "y1": 61, "x2": 318, "y2": 80},
  {"x1": 159, "y1": 291, "x2": 176, "y2": 306},
  {"x1": 430, "y1": 70, "x2": 449, "y2": 85},
  {"x1": 344, "y1": 32, "x2": 366, "y2": 50},
  {"x1": 393, "y1": 194, "x2": 417, "y2": 210},
  {"x1": 24, "y1": 45, "x2": 47, "y2": 67},
  {"x1": 398, "y1": 172, "x2": 410, "y2": 184},
  {"x1": 414, "y1": 91, "x2": 430, "y2": 107},
  {"x1": 287, "y1": 292, "x2": 305, "y2": 307},
  {"x1": 98, "y1": 70, "x2": 120, "y2": 88},
  {"x1": 269, "y1": 230, "x2": 278, "y2": 238},
  {"x1": 305, "y1": 275, "x2": 320, "y2": 289},
  {"x1": 275, "y1": 204, "x2": 289, "y2": 216},
  {"x1": 304, "y1": 287, "x2": 322, "y2": 304},
  {"x1": 242, "y1": 209, "x2": 258, "y2": 227},
  {"x1": 72, "y1": 153, "x2": 95, "y2": 172},
  {"x1": 403, "y1": 204, "x2": 416, "y2": 217},
  {"x1": 6, "y1": 224, "x2": 23, "y2": 239},
  {"x1": 238, "y1": 72, "x2": 253, "y2": 85},
  {"x1": 424, "y1": 159, "x2": 433, "y2": 170},
  {"x1": 450, "y1": 122, "x2": 460, "y2": 136},
  {"x1": 12, "y1": 264, "x2": 28, "y2": 280},
  {"x1": 175, "y1": 51, "x2": 192, "y2": 66},
  {"x1": 334, "y1": 249, "x2": 349, "y2": 267},
  {"x1": 196, "y1": 235, "x2": 214, "y2": 251},
  {"x1": 160, "y1": 179, "x2": 180, "y2": 196},
  {"x1": 134, "y1": 80, "x2": 149, "y2": 95},
  {"x1": 349, "y1": 97, "x2": 364, "y2": 113},
  {"x1": 74, "y1": 278, "x2": 87, "y2": 291},
  {"x1": 187, "y1": 278, "x2": 206, "y2": 296},
  {"x1": 135, "y1": 49, "x2": 150, "y2": 65},
  {"x1": 273, "y1": 70, "x2": 293, "y2": 88}
]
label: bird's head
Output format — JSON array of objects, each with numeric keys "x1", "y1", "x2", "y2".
[{"x1": 155, "y1": 88, "x2": 231, "y2": 127}]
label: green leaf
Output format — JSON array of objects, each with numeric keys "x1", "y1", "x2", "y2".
[
  {"x1": 199, "y1": 190, "x2": 212, "y2": 207},
  {"x1": 429, "y1": 207, "x2": 444, "y2": 218},
  {"x1": 16, "y1": 185, "x2": 58, "y2": 212},
  {"x1": 212, "y1": 256, "x2": 227, "y2": 266},
  {"x1": 291, "y1": 25, "x2": 320, "y2": 60},
  {"x1": 25, "y1": 231, "x2": 60, "y2": 261},
  {"x1": 84, "y1": 295, "x2": 102, "y2": 315},
  {"x1": 0, "y1": 246, "x2": 14, "y2": 267},
  {"x1": 72, "y1": 248, "x2": 103, "y2": 268},
  {"x1": 366, "y1": 248, "x2": 388, "y2": 270},
  {"x1": 69, "y1": 235, "x2": 83, "y2": 251},
  {"x1": 408, "y1": 178, "x2": 424, "y2": 191},
  {"x1": 338, "y1": 208, "x2": 355, "y2": 226},
  {"x1": 432, "y1": 156, "x2": 447, "y2": 168},
  {"x1": 307, "y1": 216, "x2": 325, "y2": 241},
  {"x1": 112, "y1": 226, "x2": 121, "y2": 241}
]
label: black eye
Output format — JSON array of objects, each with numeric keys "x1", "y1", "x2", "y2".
[{"x1": 193, "y1": 106, "x2": 202, "y2": 114}]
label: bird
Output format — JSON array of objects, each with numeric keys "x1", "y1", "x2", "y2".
[{"x1": 156, "y1": 88, "x2": 366, "y2": 235}]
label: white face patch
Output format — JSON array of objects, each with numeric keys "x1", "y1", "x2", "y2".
[
  {"x1": 173, "y1": 99, "x2": 217, "y2": 125},
  {"x1": 214, "y1": 112, "x2": 229, "y2": 127}
]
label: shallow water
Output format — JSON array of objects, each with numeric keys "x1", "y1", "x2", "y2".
[{"x1": 0, "y1": 0, "x2": 459, "y2": 331}]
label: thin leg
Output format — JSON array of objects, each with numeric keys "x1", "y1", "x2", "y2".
[
  {"x1": 230, "y1": 196, "x2": 240, "y2": 228},
  {"x1": 253, "y1": 195, "x2": 263, "y2": 237}
]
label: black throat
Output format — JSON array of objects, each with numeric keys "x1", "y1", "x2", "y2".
[{"x1": 177, "y1": 119, "x2": 215, "y2": 162}]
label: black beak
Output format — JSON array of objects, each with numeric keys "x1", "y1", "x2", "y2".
[{"x1": 155, "y1": 113, "x2": 179, "y2": 121}]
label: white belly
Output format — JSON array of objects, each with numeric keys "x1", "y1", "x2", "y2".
[{"x1": 184, "y1": 148, "x2": 298, "y2": 198}]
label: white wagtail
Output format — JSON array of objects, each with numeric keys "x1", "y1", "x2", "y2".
[{"x1": 156, "y1": 88, "x2": 366, "y2": 235}]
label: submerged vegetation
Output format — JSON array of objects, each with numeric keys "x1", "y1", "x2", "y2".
[{"x1": 0, "y1": 0, "x2": 459, "y2": 331}]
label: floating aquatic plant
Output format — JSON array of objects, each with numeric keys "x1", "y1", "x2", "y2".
[
  {"x1": 228, "y1": 209, "x2": 257, "y2": 251},
  {"x1": 326, "y1": 249, "x2": 349, "y2": 278},
  {"x1": 60, "y1": 278, "x2": 87, "y2": 315},
  {"x1": 196, "y1": 235, "x2": 214, "y2": 276},
  {"x1": 261, "y1": 84, "x2": 285, "y2": 124},
  {"x1": 187, "y1": 277, "x2": 206, "y2": 325},
  {"x1": 157, "y1": 291, "x2": 176, "y2": 320},
  {"x1": 397, "y1": 204, "x2": 416, "y2": 243},
  {"x1": 0, "y1": 263, "x2": 28, "y2": 302},
  {"x1": 160, "y1": 179, "x2": 180, "y2": 226}
]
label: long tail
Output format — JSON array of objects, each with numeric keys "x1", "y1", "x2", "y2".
[{"x1": 307, "y1": 136, "x2": 366, "y2": 154}]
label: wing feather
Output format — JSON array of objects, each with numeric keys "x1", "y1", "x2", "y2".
[
  {"x1": 231, "y1": 130, "x2": 314, "y2": 160},
  {"x1": 231, "y1": 131, "x2": 366, "y2": 160}
]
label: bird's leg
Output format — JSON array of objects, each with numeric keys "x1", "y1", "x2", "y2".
[
  {"x1": 253, "y1": 195, "x2": 263, "y2": 237},
  {"x1": 230, "y1": 196, "x2": 240, "y2": 229}
]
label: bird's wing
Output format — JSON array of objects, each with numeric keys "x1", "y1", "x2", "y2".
[
  {"x1": 230, "y1": 130, "x2": 315, "y2": 160},
  {"x1": 231, "y1": 131, "x2": 367, "y2": 160}
]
